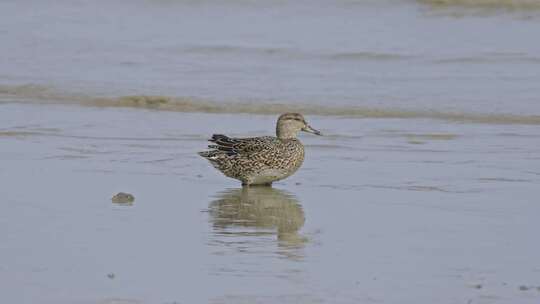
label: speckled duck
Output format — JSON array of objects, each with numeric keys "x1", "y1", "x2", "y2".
[{"x1": 198, "y1": 113, "x2": 322, "y2": 186}]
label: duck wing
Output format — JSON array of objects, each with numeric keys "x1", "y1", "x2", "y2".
[{"x1": 201, "y1": 134, "x2": 278, "y2": 157}]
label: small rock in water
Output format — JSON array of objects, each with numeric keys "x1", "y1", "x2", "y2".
[
  {"x1": 467, "y1": 283, "x2": 482, "y2": 289},
  {"x1": 112, "y1": 192, "x2": 135, "y2": 204},
  {"x1": 519, "y1": 285, "x2": 529, "y2": 291}
]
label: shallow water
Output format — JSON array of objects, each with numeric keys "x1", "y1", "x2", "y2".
[
  {"x1": 1, "y1": 104, "x2": 539, "y2": 303},
  {"x1": 2, "y1": 0, "x2": 540, "y2": 303},
  {"x1": 2, "y1": 0, "x2": 540, "y2": 116}
]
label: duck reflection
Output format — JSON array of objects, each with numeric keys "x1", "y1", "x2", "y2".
[{"x1": 208, "y1": 187, "x2": 307, "y2": 258}]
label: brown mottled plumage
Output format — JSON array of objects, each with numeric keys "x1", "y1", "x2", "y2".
[{"x1": 198, "y1": 113, "x2": 322, "y2": 186}]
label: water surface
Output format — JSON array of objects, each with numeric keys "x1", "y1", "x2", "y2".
[
  {"x1": 2, "y1": 0, "x2": 540, "y2": 115},
  {"x1": 1, "y1": 104, "x2": 539, "y2": 303},
  {"x1": 1, "y1": 1, "x2": 540, "y2": 303}
]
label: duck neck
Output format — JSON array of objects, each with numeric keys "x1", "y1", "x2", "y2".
[{"x1": 276, "y1": 127, "x2": 298, "y2": 140}]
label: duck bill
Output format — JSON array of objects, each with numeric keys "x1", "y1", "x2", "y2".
[{"x1": 302, "y1": 125, "x2": 322, "y2": 136}]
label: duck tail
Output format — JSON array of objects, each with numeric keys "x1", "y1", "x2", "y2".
[{"x1": 198, "y1": 150, "x2": 216, "y2": 159}]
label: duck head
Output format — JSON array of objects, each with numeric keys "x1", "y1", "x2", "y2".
[{"x1": 276, "y1": 113, "x2": 322, "y2": 139}]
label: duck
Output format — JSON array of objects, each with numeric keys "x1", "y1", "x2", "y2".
[{"x1": 198, "y1": 113, "x2": 322, "y2": 186}]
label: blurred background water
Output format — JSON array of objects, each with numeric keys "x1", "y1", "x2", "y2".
[{"x1": 1, "y1": 0, "x2": 540, "y2": 117}]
